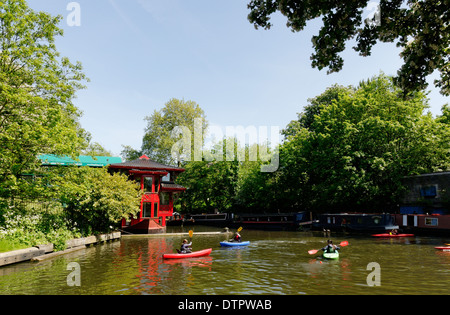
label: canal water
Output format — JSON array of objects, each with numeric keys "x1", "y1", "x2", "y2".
[{"x1": 0, "y1": 227, "x2": 449, "y2": 295}]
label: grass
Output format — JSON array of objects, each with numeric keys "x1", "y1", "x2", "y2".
[{"x1": 0, "y1": 239, "x2": 29, "y2": 253}]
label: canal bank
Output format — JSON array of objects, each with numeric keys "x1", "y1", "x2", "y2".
[
  {"x1": 0, "y1": 232, "x2": 121, "y2": 267},
  {"x1": 121, "y1": 228, "x2": 232, "y2": 238}
]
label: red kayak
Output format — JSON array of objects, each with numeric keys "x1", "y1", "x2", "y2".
[
  {"x1": 372, "y1": 233, "x2": 414, "y2": 238},
  {"x1": 435, "y1": 246, "x2": 450, "y2": 251},
  {"x1": 162, "y1": 248, "x2": 212, "y2": 259}
]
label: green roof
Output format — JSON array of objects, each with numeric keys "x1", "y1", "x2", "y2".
[{"x1": 39, "y1": 155, "x2": 122, "y2": 167}]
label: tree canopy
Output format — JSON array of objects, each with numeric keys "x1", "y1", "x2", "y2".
[
  {"x1": 0, "y1": 0, "x2": 89, "y2": 192},
  {"x1": 122, "y1": 98, "x2": 208, "y2": 166},
  {"x1": 0, "y1": 1, "x2": 140, "y2": 249},
  {"x1": 247, "y1": 0, "x2": 450, "y2": 96},
  {"x1": 277, "y1": 74, "x2": 450, "y2": 212}
]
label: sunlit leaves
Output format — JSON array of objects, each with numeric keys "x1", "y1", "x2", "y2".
[
  {"x1": 0, "y1": 0, "x2": 89, "y2": 188},
  {"x1": 247, "y1": 0, "x2": 449, "y2": 95},
  {"x1": 278, "y1": 74, "x2": 450, "y2": 212}
]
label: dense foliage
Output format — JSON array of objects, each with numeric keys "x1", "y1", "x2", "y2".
[
  {"x1": 47, "y1": 167, "x2": 142, "y2": 235},
  {"x1": 247, "y1": 0, "x2": 450, "y2": 96},
  {"x1": 0, "y1": 0, "x2": 89, "y2": 189},
  {"x1": 264, "y1": 74, "x2": 450, "y2": 213},
  {"x1": 0, "y1": 167, "x2": 141, "y2": 251},
  {"x1": 0, "y1": 1, "x2": 142, "y2": 251},
  {"x1": 175, "y1": 75, "x2": 450, "y2": 214}
]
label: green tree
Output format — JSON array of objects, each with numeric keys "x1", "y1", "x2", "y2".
[
  {"x1": 176, "y1": 138, "x2": 239, "y2": 213},
  {"x1": 437, "y1": 103, "x2": 450, "y2": 125},
  {"x1": 123, "y1": 98, "x2": 208, "y2": 165},
  {"x1": 247, "y1": 0, "x2": 449, "y2": 95},
  {"x1": 0, "y1": 0, "x2": 89, "y2": 196},
  {"x1": 0, "y1": 166, "x2": 142, "y2": 250},
  {"x1": 48, "y1": 167, "x2": 142, "y2": 235},
  {"x1": 279, "y1": 74, "x2": 450, "y2": 212},
  {"x1": 282, "y1": 84, "x2": 355, "y2": 137},
  {"x1": 235, "y1": 160, "x2": 279, "y2": 213},
  {"x1": 82, "y1": 142, "x2": 113, "y2": 157}
]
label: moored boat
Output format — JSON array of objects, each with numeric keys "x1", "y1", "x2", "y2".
[
  {"x1": 184, "y1": 213, "x2": 231, "y2": 227},
  {"x1": 233, "y1": 212, "x2": 313, "y2": 231},
  {"x1": 314, "y1": 213, "x2": 399, "y2": 233}
]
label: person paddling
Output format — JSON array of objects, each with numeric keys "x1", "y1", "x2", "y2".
[
  {"x1": 179, "y1": 239, "x2": 192, "y2": 254},
  {"x1": 321, "y1": 240, "x2": 340, "y2": 253},
  {"x1": 231, "y1": 231, "x2": 241, "y2": 242}
]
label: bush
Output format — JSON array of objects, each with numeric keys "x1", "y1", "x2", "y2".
[
  {"x1": 0, "y1": 166, "x2": 141, "y2": 251},
  {"x1": 0, "y1": 201, "x2": 81, "y2": 251}
]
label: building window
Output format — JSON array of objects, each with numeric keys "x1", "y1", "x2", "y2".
[
  {"x1": 160, "y1": 192, "x2": 170, "y2": 205},
  {"x1": 153, "y1": 202, "x2": 158, "y2": 216},
  {"x1": 154, "y1": 177, "x2": 159, "y2": 193},
  {"x1": 142, "y1": 202, "x2": 152, "y2": 218},
  {"x1": 425, "y1": 217, "x2": 438, "y2": 226},
  {"x1": 144, "y1": 177, "x2": 153, "y2": 193},
  {"x1": 420, "y1": 185, "x2": 437, "y2": 198},
  {"x1": 372, "y1": 216, "x2": 381, "y2": 225}
]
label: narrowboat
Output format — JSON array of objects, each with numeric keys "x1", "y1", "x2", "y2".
[
  {"x1": 232, "y1": 212, "x2": 313, "y2": 231},
  {"x1": 183, "y1": 213, "x2": 232, "y2": 227},
  {"x1": 392, "y1": 214, "x2": 450, "y2": 236},
  {"x1": 314, "y1": 213, "x2": 399, "y2": 233}
]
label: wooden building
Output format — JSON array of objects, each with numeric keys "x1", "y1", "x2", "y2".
[
  {"x1": 393, "y1": 171, "x2": 450, "y2": 235},
  {"x1": 398, "y1": 171, "x2": 450, "y2": 215},
  {"x1": 109, "y1": 155, "x2": 186, "y2": 234}
]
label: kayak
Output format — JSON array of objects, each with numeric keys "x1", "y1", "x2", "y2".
[
  {"x1": 435, "y1": 246, "x2": 450, "y2": 251},
  {"x1": 323, "y1": 251, "x2": 339, "y2": 259},
  {"x1": 372, "y1": 233, "x2": 414, "y2": 238},
  {"x1": 162, "y1": 248, "x2": 212, "y2": 259},
  {"x1": 220, "y1": 241, "x2": 250, "y2": 247}
]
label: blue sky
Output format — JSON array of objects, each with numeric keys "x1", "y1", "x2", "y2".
[{"x1": 28, "y1": 0, "x2": 449, "y2": 156}]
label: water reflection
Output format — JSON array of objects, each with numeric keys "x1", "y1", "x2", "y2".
[
  {"x1": 163, "y1": 256, "x2": 213, "y2": 268},
  {"x1": 0, "y1": 231, "x2": 449, "y2": 295}
]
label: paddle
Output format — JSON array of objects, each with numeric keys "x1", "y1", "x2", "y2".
[{"x1": 308, "y1": 241, "x2": 349, "y2": 255}]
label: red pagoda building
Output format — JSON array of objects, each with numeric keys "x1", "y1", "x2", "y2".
[{"x1": 109, "y1": 155, "x2": 186, "y2": 234}]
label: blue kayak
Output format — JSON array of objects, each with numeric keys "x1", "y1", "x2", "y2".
[{"x1": 220, "y1": 241, "x2": 250, "y2": 247}]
